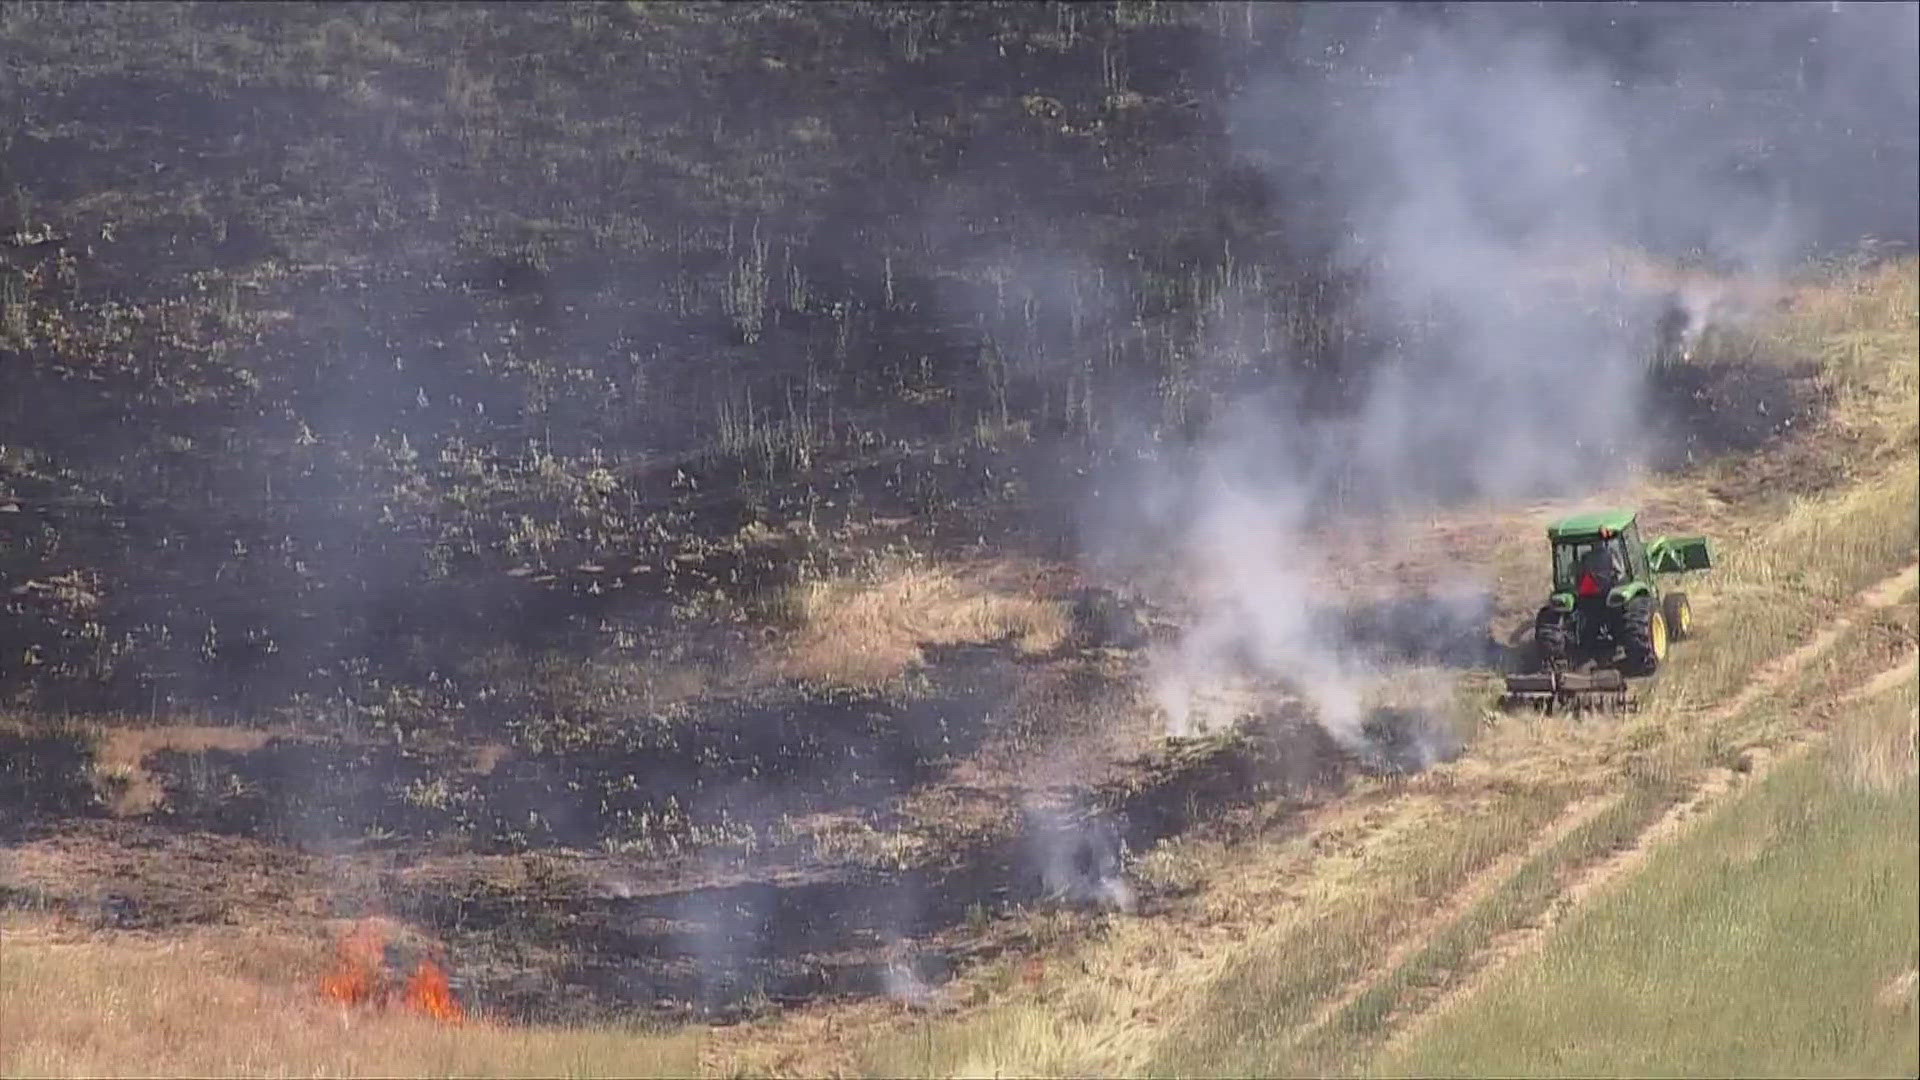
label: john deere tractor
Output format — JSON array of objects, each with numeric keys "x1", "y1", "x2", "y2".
[{"x1": 1503, "y1": 509, "x2": 1713, "y2": 710}]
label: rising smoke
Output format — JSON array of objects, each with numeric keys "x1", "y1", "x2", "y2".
[
  {"x1": 1024, "y1": 801, "x2": 1136, "y2": 914},
  {"x1": 5, "y1": 2, "x2": 1911, "y2": 1017},
  {"x1": 1098, "y1": 1, "x2": 1918, "y2": 743}
]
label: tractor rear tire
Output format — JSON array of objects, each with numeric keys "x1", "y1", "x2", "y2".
[
  {"x1": 1535, "y1": 606, "x2": 1570, "y2": 668},
  {"x1": 1622, "y1": 595, "x2": 1668, "y2": 676},
  {"x1": 1663, "y1": 591, "x2": 1693, "y2": 640}
]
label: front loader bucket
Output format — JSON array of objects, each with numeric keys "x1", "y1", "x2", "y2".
[
  {"x1": 1501, "y1": 668, "x2": 1633, "y2": 713},
  {"x1": 1649, "y1": 535, "x2": 1714, "y2": 574}
]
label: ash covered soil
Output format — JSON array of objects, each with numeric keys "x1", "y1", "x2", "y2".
[
  {"x1": 0, "y1": 0, "x2": 1887, "y2": 1034},
  {"x1": 1, "y1": 612, "x2": 1471, "y2": 1024},
  {"x1": 0, "y1": 443, "x2": 1810, "y2": 1027}
]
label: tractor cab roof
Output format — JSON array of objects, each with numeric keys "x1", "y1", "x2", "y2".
[{"x1": 1547, "y1": 508, "x2": 1637, "y2": 541}]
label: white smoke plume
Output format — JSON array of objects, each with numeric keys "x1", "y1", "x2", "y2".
[
  {"x1": 1136, "y1": 439, "x2": 1367, "y2": 740},
  {"x1": 1024, "y1": 801, "x2": 1136, "y2": 914},
  {"x1": 1110, "y1": 2, "x2": 1917, "y2": 743},
  {"x1": 881, "y1": 959, "x2": 938, "y2": 1009}
]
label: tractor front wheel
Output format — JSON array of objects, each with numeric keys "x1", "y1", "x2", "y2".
[
  {"x1": 1663, "y1": 591, "x2": 1693, "y2": 640},
  {"x1": 1622, "y1": 595, "x2": 1668, "y2": 676},
  {"x1": 1535, "y1": 606, "x2": 1570, "y2": 668}
]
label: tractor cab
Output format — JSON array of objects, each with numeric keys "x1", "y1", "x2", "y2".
[{"x1": 1547, "y1": 510, "x2": 1645, "y2": 602}]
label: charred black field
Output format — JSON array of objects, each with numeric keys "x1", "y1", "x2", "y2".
[
  {"x1": 2, "y1": 632, "x2": 1447, "y2": 1023},
  {"x1": 2, "y1": 0, "x2": 1914, "y2": 1048}
]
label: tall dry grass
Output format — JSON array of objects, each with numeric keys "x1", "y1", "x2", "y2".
[
  {"x1": 1779, "y1": 257, "x2": 1920, "y2": 458},
  {"x1": 1833, "y1": 663, "x2": 1920, "y2": 796},
  {"x1": 1651, "y1": 461, "x2": 1919, "y2": 715},
  {"x1": 773, "y1": 560, "x2": 1069, "y2": 686},
  {"x1": 0, "y1": 919, "x2": 704, "y2": 1079},
  {"x1": 1649, "y1": 258, "x2": 1919, "y2": 713}
]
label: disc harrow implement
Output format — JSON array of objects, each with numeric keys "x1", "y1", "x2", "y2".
[{"x1": 1500, "y1": 667, "x2": 1634, "y2": 713}]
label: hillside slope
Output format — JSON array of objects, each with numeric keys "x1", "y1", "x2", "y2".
[{"x1": 1, "y1": 3, "x2": 1916, "y2": 1077}]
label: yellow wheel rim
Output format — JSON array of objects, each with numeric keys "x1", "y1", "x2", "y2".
[
  {"x1": 1677, "y1": 600, "x2": 1692, "y2": 635},
  {"x1": 1651, "y1": 611, "x2": 1669, "y2": 660}
]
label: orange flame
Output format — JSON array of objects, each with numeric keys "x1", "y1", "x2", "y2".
[
  {"x1": 320, "y1": 920, "x2": 390, "y2": 1006},
  {"x1": 403, "y1": 959, "x2": 466, "y2": 1024},
  {"x1": 318, "y1": 919, "x2": 467, "y2": 1024}
]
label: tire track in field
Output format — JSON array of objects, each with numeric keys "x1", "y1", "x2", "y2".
[
  {"x1": 1376, "y1": 562, "x2": 1920, "y2": 1057},
  {"x1": 1279, "y1": 791, "x2": 1620, "y2": 1052},
  {"x1": 1688, "y1": 563, "x2": 1915, "y2": 727},
  {"x1": 721, "y1": 567, "x2": 1914, "y2": 1076},
  {"x1": 1841, "y1": 650, "x2": 1917, "y2": 705},
  {"x1": 1289, "y1": 562, "x2": 1916, "y2": 1058}
]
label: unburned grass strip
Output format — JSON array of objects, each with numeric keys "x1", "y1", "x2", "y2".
[
  {"x1": 1282, "y1": 778, "x2": 1685, "y2": 1075},
  {"x1": 1136, "y1": 782, "x2": 1578, "y2": 1078},
  {"x1": 1204, "y1": 557, "x2": 1920, "y2": 1075},
  {"x1": 1376, "y1": 682, "x2": 1919, "y2": 1079}
]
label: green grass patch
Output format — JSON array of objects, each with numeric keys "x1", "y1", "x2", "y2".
[
  {"x1": 1378, "y1": 682, "x2": 1919, "y2": 1079},
  {"x1": 1134, "y1": 784, "x2": 1580, "y2": 1079},
  {"x1": 1283, "y1": 780, "x2": 1684, "y2": 1076}
]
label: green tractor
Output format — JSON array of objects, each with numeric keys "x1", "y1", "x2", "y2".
[{"x1": 1502, "y1": 509, "x2": 1713, "y2": 710}]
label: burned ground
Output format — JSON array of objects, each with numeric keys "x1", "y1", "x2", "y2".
[
  {"x1": 0, "y1": 725, "x2": 101, "y2": 840},
  {"x1": 3, "y1": 627, "x2": 1422, "y2": 1025},
  {"x1": 2, "y1": 1, "x2": 1911, "y2": 1040},
  {"x1": 1647, "y1": 355, "x2": 1832, "y2": 473},
  {"x1": 141, "y1": 648, "x2": 1021, "y2": 852}
]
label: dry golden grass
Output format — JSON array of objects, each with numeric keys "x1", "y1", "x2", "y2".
[
  {"x1": 91, "y1": 724, "x2": 279, "y2": 815},
  {"x1": 1778, "y1": 258, "x2": 1919, "y2": 457},
  {"x1": 0, "y1": 917, "x2": 704, "y2": 1079},
  {"x1": 1833, "y1": 663, "x2": 1920, "y2": 796},
  {"x1": 773, "y1": 560, "x2": 1069, "y2": 686},
  {"x1": 1649, "y1": 257, "x2": 1919, "y2": 713}
]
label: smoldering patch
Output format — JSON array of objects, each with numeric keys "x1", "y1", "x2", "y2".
[
  {"x1": 1147, "y1": 661, "x2": 1467, "y2": 783},
  {"x1": 878, "y1": 949, "x2": 957, "y2": 1012},
  {"x1": 1353, "y1": 705, "x2": 1466, "y2": 775},
  {"x1": 1148, "y1": 664, "x2": 1267, "y2": 740},
  {"x1": 1021, "y1": 801, "x2": 1137, "y2": 915},
  {"x1": 1322, "y1": 589, "x2": 1501, "y2": 669}
]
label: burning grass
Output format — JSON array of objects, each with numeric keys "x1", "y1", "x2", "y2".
[
  {"x1": 317, "y1": 917, "x2": 466, "y2": 1025},
  {"x1": 0, "y1": 916, "x2": 703, "y2": 1079}
]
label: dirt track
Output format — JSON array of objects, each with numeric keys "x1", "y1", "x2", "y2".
[{"x1": 1374, "y1": 562, "x2": 1920, "y2": 1056}]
